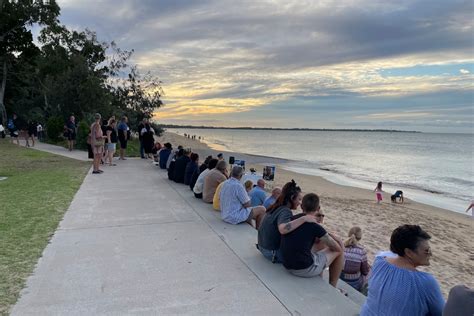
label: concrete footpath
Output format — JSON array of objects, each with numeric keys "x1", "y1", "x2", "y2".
[{"x1": 12, "y1": 143, "x2": 362, "y2": 315}]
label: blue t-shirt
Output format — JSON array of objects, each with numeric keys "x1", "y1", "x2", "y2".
[
  {"x1": 360, "y1": 257, "x2": 445, "y2": 316},
  {"x1": 159, "y1": 148, "x2": 172, "y2": 169},
  {"x1": 263, "y1": 196, "x2": 276, "y2": 209},
  {"x1": 249, "y1": 186, "x2": 267, "y2": 207}
]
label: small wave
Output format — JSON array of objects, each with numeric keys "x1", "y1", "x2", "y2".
[{"x1": 441, "y1": 177, "x2": 474, "y2": 187}]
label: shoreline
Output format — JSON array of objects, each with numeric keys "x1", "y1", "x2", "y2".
[
  {"x1": 175, "y1": 130, "x2": 470, "y2": 214},
  {"x1": 156, "y1": 131, "x2": 474, "y2": 297}
]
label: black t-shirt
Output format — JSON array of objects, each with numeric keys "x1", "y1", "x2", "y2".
[
  {"x1": 280, "y1": 213, "x2": 327, "y2": 270},
  {"x1": 106, "y1": 126, "x2": 117, "y2": 143},
  {"x1": 137, "y1": 123, "x2": 144, "y2": 140},
  {"x1": 258, "y1": 206, "x2": 293, "y2": 250},
  {"x1": 173, "y1": 155, "x2": 190, "y2": 184}
]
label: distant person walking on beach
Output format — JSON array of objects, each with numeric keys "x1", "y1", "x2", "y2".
[
  {"x1": 466, "y1": 201, "x2": 474, "y2": 217},
  {"x1": 391, "y1": 190, "x2": 404, "y2": 203},
  {"x1": 360, "y1": 225, "x2": 445, "y2": 316},
  {"x1": 257, "y1": 180, "x2": 317, "y2": 263},
  {"x1": 374, "y1": 181, "x2": 383, "y2": 203},
  {"x1": 90, "y1": 113, "x2": 106, "y2": 174},
  {"x1": 220, "y1": 165, "x2": 266, "y2": 229}
]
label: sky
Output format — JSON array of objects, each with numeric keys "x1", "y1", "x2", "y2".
[{"x1": 56, "y1": 0, "x2": 473, "y2": 132}]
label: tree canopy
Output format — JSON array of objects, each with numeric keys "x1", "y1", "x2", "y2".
[{"x1": 0, "y1": 0, "x2": 164, "y2": 130}]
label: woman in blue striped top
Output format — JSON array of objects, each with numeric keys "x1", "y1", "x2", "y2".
[{"x1": 360, "y1": 225, "x2": 445, "y2": 316}]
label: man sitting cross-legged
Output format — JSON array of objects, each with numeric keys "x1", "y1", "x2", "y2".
[
  {"x1": 280, "y1": 193, "x2": 344, "y2": 288},
  {"x1": 220, "y1": 166, "x2": 266, "y2": 229}
]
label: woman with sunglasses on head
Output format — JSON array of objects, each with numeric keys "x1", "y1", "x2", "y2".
[
  {"x1": 257, "y1": 180, "x2": 318, "y2": 263},
  {"x1": 340, "y1": 227, "x2": 370, "y2": 294},
  {"x1": 360, "y1": 225, "x2": 444, "y2": 316}
]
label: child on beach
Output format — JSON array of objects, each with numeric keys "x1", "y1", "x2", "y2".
[{"x1": 374, "y1": 182, "x2": 383, "y2": 204}]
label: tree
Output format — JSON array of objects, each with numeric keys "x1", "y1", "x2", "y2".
[
  {"x1": 111, "y1": 65, "x2": 164, "y2": 128},
  {"x1": 0, "y1": 0, "x2": 60, "y2": 125}
]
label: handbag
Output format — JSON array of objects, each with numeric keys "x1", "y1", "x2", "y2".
[{"x1": 94, "y1": 138, "x2": 105, "y2": 147}]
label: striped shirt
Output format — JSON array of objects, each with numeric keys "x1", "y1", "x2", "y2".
[
  {"x1": 341, "y1": 245, "x2": 369, "y2": 280},
  {"x1": 220, "y1": 177, "x2": 251, "y2": 224}
]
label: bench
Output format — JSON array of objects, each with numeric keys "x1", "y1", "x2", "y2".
[{"x1": 163, "y1": 172, "x2": 365, "y2": 315}]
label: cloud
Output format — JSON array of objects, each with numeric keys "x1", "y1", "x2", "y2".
[
  {"x1": 56, "y1": 0, "x2": 474, "y2": 132},
  {"x1": 459, "y1": 69, "x2": 470, "y2": 74},
  {"x1": 355, "y1": 112, "x2": 437, "y2": 120}
]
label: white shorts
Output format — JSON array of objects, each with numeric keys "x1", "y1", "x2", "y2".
[{"x1": 288, "y1": 251, "x2": 328, "y2": 277}]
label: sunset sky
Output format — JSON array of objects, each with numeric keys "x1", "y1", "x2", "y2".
[{"x1": 57, "y1": 0, "x2": 473, "y2": 132}]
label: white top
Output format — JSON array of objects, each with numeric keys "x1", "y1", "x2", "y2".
[{"x1": 193, "y1": 168, "x2": 211, "y2": 194}]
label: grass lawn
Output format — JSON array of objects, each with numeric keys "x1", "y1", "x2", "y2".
[
  {"x1": 0, "y1": 139, "x2": 90, "y2": 315},
  {"x1": 46, "y1": 137, "x2": 142, "y2": 158}
]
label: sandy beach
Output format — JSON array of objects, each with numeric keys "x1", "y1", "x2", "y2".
[{"x1": 156, "y1": 131, "x2": 474, "y2": 297}]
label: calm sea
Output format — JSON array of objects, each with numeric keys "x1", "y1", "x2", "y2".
[{"x1": 168, "y1": 128, "x2": 473, "y2": 214}]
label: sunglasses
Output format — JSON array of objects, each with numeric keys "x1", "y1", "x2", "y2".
[{"x1": 316, "y1": 214, "x2": 325, "y2": 218}]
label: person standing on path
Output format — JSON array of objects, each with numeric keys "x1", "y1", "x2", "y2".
[
  {"x1": 90, "y1": 113, "x2": 106, "y2": 174},
  {"x1": 141, "y1": 122, "x2": 155, "y2": 159},
  {"x1": 137, "y1": 118, "x2": 147, "y2": 159},
  {"x1": 117, "y1": 116, "x2": 129, "y2": 160},
  {"x1": 7, "y1": 113, "x2": 20, "y2": 145},
  {"x1": 65, "y1": 115, "x2": 77, "y2": 151},
  {"x1": 37, "y1": 122, "x2": 43, "y2": 141},
  {"x1": 105, "y1": 119, "x2": 118, "y2": 166}
]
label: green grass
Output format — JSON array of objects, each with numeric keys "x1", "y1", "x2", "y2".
[
  {"x1": 0, "y1": 140, "x2": 90, "y2": 315},
  {"x1": 124, "y1": 138, "x2": 140, "y2": 157},
  {"x1": 45, "y1": 137, "x2": 141, "y2": 157}
]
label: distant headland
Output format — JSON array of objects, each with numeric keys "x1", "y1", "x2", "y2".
[{"x1": 161, "y1": 124, "x2": 421, "y2": 133}]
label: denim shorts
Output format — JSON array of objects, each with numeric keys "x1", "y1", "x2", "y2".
[
  {"x1": 106, "y1": 143, "x2": 116, "y2": 151},
  {"x1": 258, "y1": 245, "x2": 283, "y2": 264}
]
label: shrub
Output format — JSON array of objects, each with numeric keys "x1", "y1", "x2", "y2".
[
  {"x1": 76, "y1": 120, "x2": 91, "y2": 150},
  {"x1": 46, "y1": 116, "x2": 65, "y2": 142},
  {"x1": 150, "y1": 122, "x2": 164, "y2": 137}
]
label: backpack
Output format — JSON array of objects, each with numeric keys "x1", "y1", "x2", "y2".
[{"x1": 7, "y1": 119, "x2": 14, "y2": 130}]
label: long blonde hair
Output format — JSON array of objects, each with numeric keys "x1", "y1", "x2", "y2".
[{"x1": 344, "y1": 226, "x2": 362, "y2": 247}]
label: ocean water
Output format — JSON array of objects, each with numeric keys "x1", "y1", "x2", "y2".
[{"x1": 168, "y1": 128, "x2": 473, "y2": 214}]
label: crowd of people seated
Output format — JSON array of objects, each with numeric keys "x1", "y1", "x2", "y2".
[{"x1": 152, "y1": 143, "x2": 471, "y2": 316}]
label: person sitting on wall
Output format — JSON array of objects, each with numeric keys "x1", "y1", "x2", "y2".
[
  {"x1": 280, "y1": 193, "x2": 345, "y2": 289},
  {"x1": 249, "y1": 179, "x2": 268, "y2": 207},
  {"x1": 202, "y1": 160, "x2": 228, "y2": 203},
  {"x1": 263, "y1": 187, "x2": 282, "y2": 209},
  {"x1": 193, "y1": 158, "x2": 218, "y2": 199},
  {"x1": 220, "y1": 165, "x2": 266, "y2": 229}
]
